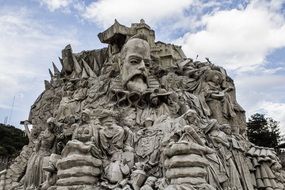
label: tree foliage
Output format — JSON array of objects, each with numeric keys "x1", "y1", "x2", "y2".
[
  {"x1": 0, "y1": 123, "x2": 28, "y2": 158},
  {"x1": 247, "y1": 113, "x2": 282, "y2": 148}
]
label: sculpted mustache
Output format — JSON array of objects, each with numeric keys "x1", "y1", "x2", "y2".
[{"x1": 129, "y1": 71, "x2": 147, "y2": 81}]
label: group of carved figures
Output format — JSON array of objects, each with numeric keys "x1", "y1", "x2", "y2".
[{"x1": 17, "y1": 34, "x2": 284, "y2": 190}]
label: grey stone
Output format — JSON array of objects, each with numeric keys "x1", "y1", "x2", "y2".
[{"x1": 2, "y1": 19, "x2": 285, "y2": 190}]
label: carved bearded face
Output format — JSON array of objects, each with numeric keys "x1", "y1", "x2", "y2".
[{"x1": 121, "y1": 38, "x2": 150, "y2": 92}]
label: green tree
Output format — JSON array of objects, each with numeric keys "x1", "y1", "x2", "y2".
[
  {"x1": 247, "y1": 113, "x2": 282, "y2": 148},
  {"x1": 0, "y1": 123, "x2": 28, "y2": 157}
]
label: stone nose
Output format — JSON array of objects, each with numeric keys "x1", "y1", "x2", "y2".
[{"x1": 138, "y1": 60, "x2": 146, "y2": 71}]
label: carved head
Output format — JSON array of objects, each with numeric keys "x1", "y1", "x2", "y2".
[
  {"x1": 68, "y1": 115, "x2": 76, "y2": 124},
  {"x1": 81, "y1": 109, "x2": 91, "y2": 123},
  {"x1": 206, "y1": 70, "x2": 224, "y2": 85},
  {"x1": 232, "y1": 125, "x2": 240, "y2": 135},
  {"x1": 145, "y1": 176, "x2": 157, "y2": 186},
  {"x1": 220, "y1": 124, "x2": 232, "y2": 135},
  {"x1": 144, "y1": 117, "x2": 154, "y2": 128},
  {"x1": 120, "y1": 36, "x2": 150, "y2": 92},
  {"x1": 101, "y1": 115, "x2": 116, "y2": 127},
  {"x1": 47, "y1": 117, "x2": 56, "y2": 132},
  {"x1": 183, "y1": 109, "x2": 198, "y2": 125},
  {"x1": 30, "y1": 127, "x2": 40, "y2": 141}
]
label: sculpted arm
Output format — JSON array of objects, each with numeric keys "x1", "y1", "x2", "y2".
[{"x1": 71, "y1": 123, "x2": 79, "y2": 140}]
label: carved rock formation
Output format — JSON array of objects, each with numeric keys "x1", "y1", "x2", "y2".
[{"x1": 0, "y1": 19, "x2": 284, "y2": 190}]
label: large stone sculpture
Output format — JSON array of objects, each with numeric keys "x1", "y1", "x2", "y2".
[
  {"x1": 54, "y1": 109, "x2": 102, "y2": 189},
  {"x1": 1, "y1": 19, "x2": 284, "y2": 190},
  {"x1": 23, "y1": 117, "x2": 57, "y2": 190}
]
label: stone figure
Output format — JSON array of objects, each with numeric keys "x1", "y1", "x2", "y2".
[
  {"x1": 149, "y1": 89, "x2": 172, "y2": 117},
  {"x1": 72, "y1": 79, "x2": 88, "y2": 109},
  {"x1": 218, "y1": 124, "x2": 243, "y2": 190},
  {"x1": 54, "y1": 109, "x2": 102, "y2": 188},
  {"x1": 3, "y1": 20, "x2": 285, "y2": 190},
  {"x1": 62, "y1": 109, "x2": 100, "y2": 157},
  {"x1": 199, "y1": 70, "x2": 234, "y2": 121},
  {"x1": 61, "y1": 44, "x2": 74, "y2": 75},
  {"x1": 230, "y1": 129, "x2": 254, "y2": 190},
  {"x1": 141, "y1": 176, "x2": 157, "y2": 190},
  {"x1": 23, "y1": 120, "x2": 40, "y2": 146},
  {"x1": 164, "y1": 125, "x2": 215, "y2": 190},
  {"x1": 119, "y1": 35, "x2": 150, "y2": 93},
  {"x1": 41, "y1": 115, "x2": 79, "y2": 189},
  {"x1": 98, "y1": 111, "x2": 125, "y2": 156},
  {"x1": 102, "y1": 151, "x2": 130, "y2": 188},
  {"x1": 207, "y1": 124, "x2": 243, "y2": 190},
  {"x1": 23, "y1": 117, "x2": 56, "y2": 190},
  {"x1": 55, "y1": 81, "x2": 77, "y2": 121}
]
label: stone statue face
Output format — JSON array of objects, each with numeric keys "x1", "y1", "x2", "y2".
[
  {"x1": 81, "y1": 113, "x2": 90, "y2": 122},
  {"x1": 121, "y1": 38, "x2": 150, "y2": 92},
  {"x1": 151, "y1": 96, "x2": 159, "y2": 106},
  {"x1": 212, "y1": 74, "x2": 222, "y2": 85},
  {"x1": 222, "y1": 125, "x2": 231, "y2": 135},
  {"x1": 30, "y1": 128, "x2": 39, "y2": 140},
  {"x1": 69, "y1": 116, "x2": 76, "y2": 124},
  {"x1": 184, "y1": 111, "x2": 198, "y2": 125},
  {"x1": 144, "y1": 120, "x2": 153, "y2": 128},
  {"x1": 47, "y1": 122, "x2": 55, "y2": 132}
]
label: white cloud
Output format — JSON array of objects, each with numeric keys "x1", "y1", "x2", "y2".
[
  {"x1": 82, "y1": 0, "x2": 194, "y2": 28},
  {"x1": 177, "y1": 0, "x2": 285, "y2": 71},
  {"x1": 39, "y1": 0, "x2": 72, "y2": 11},
  {"x1": 257, "y1": 102, "x2": 285, "y2": 134},
  {"x1": 0, "y1": 8, "x2": 78, "y2": 125},
  {"x1": 234, "y1": 73, "x2": 285, "y2": 134}
]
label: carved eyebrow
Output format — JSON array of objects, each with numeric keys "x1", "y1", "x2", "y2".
[
  {"x1": 128, "y1": 55, "x2": 151, "y2": 63},
  {"x1": 128, "y1": 55, "x2": 142, "y2": 60}
]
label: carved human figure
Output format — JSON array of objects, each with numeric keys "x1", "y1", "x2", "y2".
[
  {"x1": 230, "y1": 126, "x2": 254, "y2": 190},
  {"x1": 56, "y1": 81, "x2": 77, "y2": 121},
  {"x1": 54, "y1": 109, "x2": 102, "y2": 187},
  {"x1": 120, "y1": 35, "x2": 150, "y2": 92},
  {"x1": 97, "y1": 111, "x2": 134, "y2": 187},
  {"x1": 172, "y1": 109, "x2": 204, "y2": 140},
  {"x1": 99, "y1": 113, "x2": 125, "y2": 156},
  {"x1": 208, "y1": 124, "x2": 243, "y2": 190},
  {"x1": 23, "y1": 117, "x2": 56, "y2": 190},
  {"x1": 103, "y1": 151, "x2": 130, "y2": 186},
  {"x1": 164, "y1": 125, "x2": 215, "y2": 190},
  {"x1": 41, "y1": 115, "x2": 79, "y2": 189},
  {"x1": 23, "y1": 120, "x2": 40, "y2": 146},
  {"x1": 271, "y1": 162, "x2": 285, "y2": 189},
  {"x1": 62, "y1": 109, "x2": 100, "y2": 157},
  {"x1": 201, "y1": 70, "x2": 236, "y2": 124},
  {"x1": 150, "y1": 89, "x2": 172, "y2": 117},
  {"x1": 141, "y1": 176, "x2": 157, "y2": 190},
  {"x1": 71, "y1": 79, "x2": 88, "y2": 112}
]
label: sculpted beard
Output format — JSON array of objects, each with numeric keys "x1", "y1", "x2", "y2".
[{"x1": 126, "y1": 75, "x2": 148, "y2": 93}]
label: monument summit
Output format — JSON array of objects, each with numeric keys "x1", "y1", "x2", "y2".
[{"x1": 0, "y1": 20, "x2": 284, "y2": 190}]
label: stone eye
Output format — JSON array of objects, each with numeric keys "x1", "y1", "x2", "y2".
[
  {"x1": 144, "y1": 60, "x2": 150, "y2": 67},
  {"x1": 130, "y1": 59, "x2": 138, "y2": 64},
  {"x1": 130, "y1": 57, "x2": 141, "y2": 65}
]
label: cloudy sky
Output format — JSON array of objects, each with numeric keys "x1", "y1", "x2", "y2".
[{"x1": 0, "y1": 0, "x2": 285, "y2": 134}]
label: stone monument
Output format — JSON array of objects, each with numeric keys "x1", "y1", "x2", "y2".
[{"x1": 0, "y1": 19, "x2": 284, "y2": 190}]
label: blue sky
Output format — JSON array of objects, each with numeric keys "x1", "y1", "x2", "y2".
[{"x1": 0, "y1": 0, "x2": 285, "y2": 134}]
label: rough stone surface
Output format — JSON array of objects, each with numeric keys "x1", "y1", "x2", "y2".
[{"x1": 0, "y1": 19, "x2": 284, "y2": 190}]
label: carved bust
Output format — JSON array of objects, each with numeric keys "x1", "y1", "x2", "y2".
[{"x1": 120, "y1": 36, "x2": 150, "y2": 92}]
